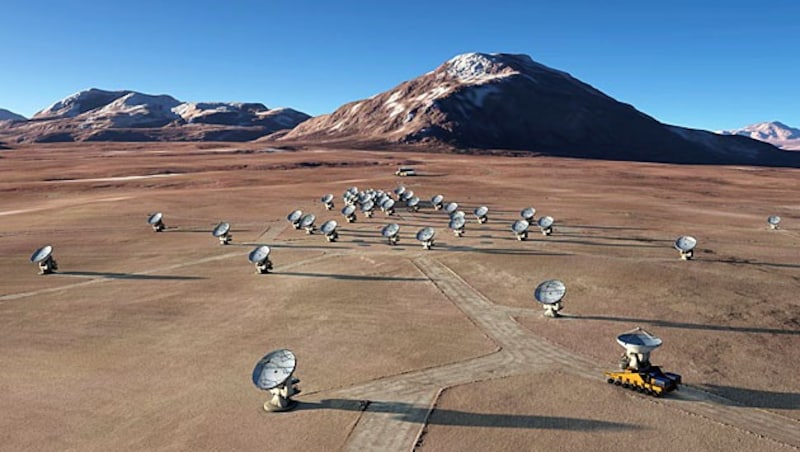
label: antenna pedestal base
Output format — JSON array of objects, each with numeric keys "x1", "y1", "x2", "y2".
[
  {"x1": 255, "y1": 260, "x2": 273, "y2": 274},
  {"x1": 364, "y1": 211, "x2": 373, "y2": 218},
  {"x1": 679, "y1": 250, "x2": 693, "y2": 260},
  {"x1": 541, "y1": 227, "x2": 552, "y2": 236},
  {"x1": 219, "y1": 235, "x2": 232, "y2": 245},
  {"x1": 152, "y1": 223, "x2": 165, "y2": 232},
  {"x1": 453, "y1": 229, "x2": 464, "y2": 237},
  {"x1": 326, "y1": 232, "x2": 338, "y2": 242},
  {"x1": 477, "y1": 217, "x2": 487, "y2": 224},
  {"x1": 264, "y1": 381, "x2": 300, "y2": 412},
  {"x1": 422, "y1": 240, "x2": 433, "y2": 250},
  {"x1": 388, "y1": 236, "x2": 399, "y2": 245},
  {"x1": 770, "y1": 224, "x2": 779, "y2": 230},
  {"x1": 543, "y1": 303, "x2": 562, "y2": 318},
  {"x1": 515, "y1": 232, "x2": 528, "y2": 241}
]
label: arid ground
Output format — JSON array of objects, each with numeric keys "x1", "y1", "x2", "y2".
[{"x1": 1, "y1": 143, "x2": 798, "y2": 451}]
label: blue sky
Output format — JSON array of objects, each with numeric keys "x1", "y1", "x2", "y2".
[{"x1": 1, "y1": 0, "x2": 797, "y2": 130}]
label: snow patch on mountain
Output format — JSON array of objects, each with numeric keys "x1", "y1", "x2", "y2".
[{"x1": 718, "y1": 121, "x2": 800, "y2": 150}]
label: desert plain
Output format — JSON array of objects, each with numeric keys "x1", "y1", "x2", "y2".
[{"x1": 1, "y1": 142, "x2": 798, "y2": 451}]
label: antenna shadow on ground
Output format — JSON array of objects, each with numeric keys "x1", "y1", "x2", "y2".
[
  {"x1": 696, "y1": 385, "x2": 800, "y2": 409},
  {"x1": 56, "y1": 271, "x2": 204, "y2": 281},
  {"x1": 567, "y1": 314, "x2": 799, "y2": 336},
  {"x1": 295, "y1": 399, "x2": 640, "y2": 430},
  {"x1": 276, "y1": 272, "x2": 426, "y2": 282}
]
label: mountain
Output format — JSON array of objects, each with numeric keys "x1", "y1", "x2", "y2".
[
  {"x1": 718, "y1": 121, "x2": 800, "y2": 151},
  {"x1": 0, "y1": 108, "x2": 26, "y2": 122},
  {"x1": 279, "y1": 52, "x2": 794, "y2": 166},
  {"x1": 0, "y1": 89, "x2": 310, "y2": 143}
]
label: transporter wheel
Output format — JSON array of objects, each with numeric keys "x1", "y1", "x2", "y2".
[
  {"x1": 607, "y1": 378, "x2": 615, "y2": 384},
  {"x1": 614, "y1": 379, "x2": 622, "y2": 386}
]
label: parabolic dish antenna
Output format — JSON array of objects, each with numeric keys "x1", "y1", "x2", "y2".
[
  {"x1": 147, "y1": 212, "x2": 163, "y2": 225},
  {"x1": 417, "y1": 227, "x2": 435, "y2": 243},
  {"x1": 212, "y1": 222, "x2": 231, "y2": 238},
  {"x1": 321, "y1": 220, "x2": 338, "y2": 235},
  {"x1": 252, "y1": 349, "x2": 300, "y2": 412},
  {"x1": 534, "y1": 279, "x2": 566, "y2": 317},
  {"x1": 382, "y1": 198, "x2": 395, "y2": 209},
  {"x1": 300, "y1": 213, "x2": 316, "y2": 228},
  {"x1": 616, "y1": 327, "x2": 662, "y2": 354},
  {"x1": 431, "y1": 194, "x2": 444, "y2": 209},
  {"x1": 768, "y1": 215, "x2": 781, "y2": 228},
  {"x1": 361, "y1": 200, "x2": 374, "y2": 212},
  {"x1": 451, "y1": 210, "x2": 466, "y2": 219},
  {"x1": 321, "y1": 193, "x2": 334, "y2": 204},
  {"x1": 444, "y1": 202, "x2": 458, "y2": 215},
  {"x1": 521, "y1": 207, "x2": 536, "y2": 221},
  {"x1": 342, "y1": 205, "x2": 356, "y2": 216},
  {"x1": 288, "y1": 209, "x2": 303, "y2": 223},
  {"x1": 348, "y1": 186, "x2": 359, "y2": 195},
  {"x1": 30, "y1": 245, "x2": 53, "y2": 264},
  {"x1": 449, "y1": 216, "x2": 466, "y2": 236},
  {"x1": 394, "y1": 185, "x2": 406, "y2": 197},
  {"x1": 674, "y1": 236, "x2": 696, "y2": 251},
  {"x1": 407, "y1": 196, "x2": 420, "y2": 209},
  {"x1": 512, "y1": 219, "x2": 529, "y2": 234},
  {"x1": 474, "y1": 205, "x2": 488, "y2": 217},
  {"x1": 382, "y1": 223, "x2": 400, "y2": 238},
  {"x1": 248, "y1": 245, "x2": 271, "y2": 264},
  {"x1": 537, "y1": 215, "x2": 554, "y2": 235},
  {"x1": 534, "y1": 279, "x2": 566, "y2": 305}
]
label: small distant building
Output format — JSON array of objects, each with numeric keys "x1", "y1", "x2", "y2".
[{"x1": 395, "y1": 167, "x2": 416, "y2": 176}]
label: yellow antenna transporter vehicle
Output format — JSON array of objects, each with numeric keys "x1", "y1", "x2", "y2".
[{"x1": 604, "y1": 327, "x2": 681, "y2": 397}]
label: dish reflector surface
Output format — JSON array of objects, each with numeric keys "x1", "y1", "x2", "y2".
[
  {"x1": 299, "y1": 214, "x2": 316, "y2": 228},
  {"x1": 382, "y1": 223, "x2": 400, "y2": 237},
  {"x1": 674, "y1": 235, "x2": 697, "y2": 251},
  {"x1": 147, "y1": 212, "x2": 163, "y2": 225},
  {"x1": 445, "y1": 202, "x2": 458, "y2": 214},
  {"x1": 248, "y1": 245, "x2": 271, "y2": 263},
  {"x1": 534, "y1": 279, "x2": 566, "y2": 304},
  {"x1": 768, "y1": 215, "x2": 781, "y2": 225},
  {"x1": 321, "y1": 220, "x2": 338, "y2": 234},
  {"x1": 252, "y1": 349, "x2": 297, "y2": 390},
  {"x1": 538, "y1": 216, "x2": 554, "y2": 228},
  {"x1": 417, "y1": 227, "x2": 435, "y2": 241},
  {"x1": 474, "y1": 206, "x2": 488, "y2": 217},
  {"x1": 30, "y1": 245, "x2": 53, "y2": 263},
  {"x1": 288, "y1": 210, "x2": 303, "y2": 222},
  {"x1": 521, "y1": 207, "x2": 536, "y2": 220},
  {"x1": 616, "y1": 328, "x2": 662, "y2": 354},
  {"x1": 512, "y1": 220, "x2": 529, "y2": 233},
  {"x1": 449, "y1": 216, "x2": 466, "y2": 229},
  {"x1": 342, "y1": 205, "x2": 356, "y2": 216},
  {"x1": 212, "y1": 222, "x2": 231, "y2": 237}
]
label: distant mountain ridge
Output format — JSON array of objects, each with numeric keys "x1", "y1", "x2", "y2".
[
  {"x1": 718, "y1": 121, "x2": 800, "y2": 150},
  {"x1": 0, "y1": 88, "x2": 310, "y2": 143},
  {"x1": 0, "y1": 108, "x2": 26, "y2": 122},
  {"x1": 278, "y1": 52, "x2": 796, "y2": 166}
]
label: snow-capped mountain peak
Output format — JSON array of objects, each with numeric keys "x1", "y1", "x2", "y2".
[{"x1": 719, "y1": 121, "x2": 800, "y2": 150}]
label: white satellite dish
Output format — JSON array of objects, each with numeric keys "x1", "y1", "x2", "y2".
[
  {"x1": 320, "y1": 219, "x2": 338, "y2": 242},
  {"x1": 449, "y1": 216, "x2": 466, "y2": 237},
  {"x1": 382, "y1": 223, "x2": 400, "y2": 245},
  {"x1": 147, "y1": 212, "x2": 165, "y2": 232},
  {"x1": 534, "y1": 279, "x2": 566, "y2": 317},
  {"x1": 321, "y1": 193, "x2": 334, "y2": 210},
  {"x1": 474, "y1": 206, "x2": 489, "y2": 224},
  {"x1": 400, "y1": 190, "x2": 414, "y2": 202},
  {"x1": 407, "y1": 196, "x2": 420, "y2": 212},
  {"x1": 342, "y1": 204, "x2": 357, "y2": 223},
  {"x1": 451, "y1": 210, "x2": 466, "y2": 220},
  {"x1": 674, "y1": 235, "x2": 697, "y2": 260},
  {"x1": 287, "y1": 209, "x2": 303, "y2": 229},
  {"x1": 431, "y1": 194, "x2": 444, "y2": 210},
  {"x1": 299, "y1": 213, "x2": 316, "y2": 234},
  {"x1": 521, "y1": 207, "x2": 536, "y2": 221},
  {"x1": 381, "y1": 198, "x2": 396, "y2": 216},
  {"x1": 767, "y1": 215, "x2": 781, "y2": 229},
  {"x1": 512, "y1": 219, "x2": 529, "y2": 241},
  {"x1": 416, "y1": 227, "x2": 435, "y2": 250},
  {"x1": 212, "y1": 222, "x2": 232, "y2": 245},
  {"x1": 444, "y1": 202, "x2": 458, "y2": 215},
  {"x1": 394, "y1": 185, "x2": 406, "y2": 198},
  {"x1": 537, "y1": 215, "x2": 554, "y2": 236},
  {"x1": 248, "y1": 245, "x2": 273, "y2": 274},
  {"x1": 252, "y1": 349, "x2": 300, "y2": 412},
  {"x1": 361, "y1": 200, "x2": 375, "y2": 218},
  {"x1": 616, "y1": 327, "x2": 662, "y2": 371},
  {"x1": 30, "y1": 244, "x2": 58, "y2": 275}
]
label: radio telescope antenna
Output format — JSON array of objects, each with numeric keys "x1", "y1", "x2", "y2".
[
  {"x1": 767, "y1": 215, "x2": 781, "y2": 230},
  {"x1": 147, "y1": 212, "x2": 165, "y2": 232},
  {"x1": 212, "y1": 222, "x2": 233, "y2": 245},
  {"x1": 252, "y1": 349, "x2": 300, "y2": 412},
  {"x1": 394, "y1": 185, "x2": 406, "y2": 199},
  {"x1": 382, "y1": 223, "x2": 400, "y2": 245},
  {"x1": 361, "y1": 200, "x2": 375, "y2": 218},
  {"x1": 321, "y1": 194, "x2": 335, "y2": 210},
  {"x1": 381, "y1": 198, "x2": 396, "y2": 216},
  {"x1": 474, "y1": 206, "x2": 489, "y2": 224},
  {"x1": 537, "y1": 216, "x2": 554, "y2": 236},
  {"x1": 674, "y1": 235, "x2": 696, "y2": 260},
  {"x1": 407, "y1": 196, "x2": 420, "y2": 212},
  {"x1": 299, "y1": 213, "x2": 316, "y2": 234},
  {"x1": 534, "y1": 279, "x2": 566, "y2": 317},
  {"x1": 30, "y1": 245, "x2": 58, "y2": 275},
  {"x1": 512, "y1": 219, "x2": 530, "y2": 241},
  {"x1": 431, "y1": 194, "x2": 444, "y2": 210},
  {"x1": 287, "y1": 210, "x2": 303, "y2": 229},
  {"x1": 416, "y1": 227, "x2": 436, "y2": 250},
  {"x1": 444, "y1": 202, "x2": 458, "y2": 216},
  {"x1": 399, "y1": 190, "x2": 414, "y2": 203},
  {"x1": 342, "y1": 204, "x2": 357, "y2": 223},
  {"x1": 248, "y1": 245, "x2": 273, "y2": 274},
  {"x1": 320, "y1": 220, "x2": 339, "y2": 242},
  {"x1": 449, "y1": 215, "x2": 466, "y2": 237},
  {"x1": 616, "y1": 327, "x2": 662, "y2": 371},
  {"x1": 521, "y1": 207, "x2": 536, "y2": 222}
]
